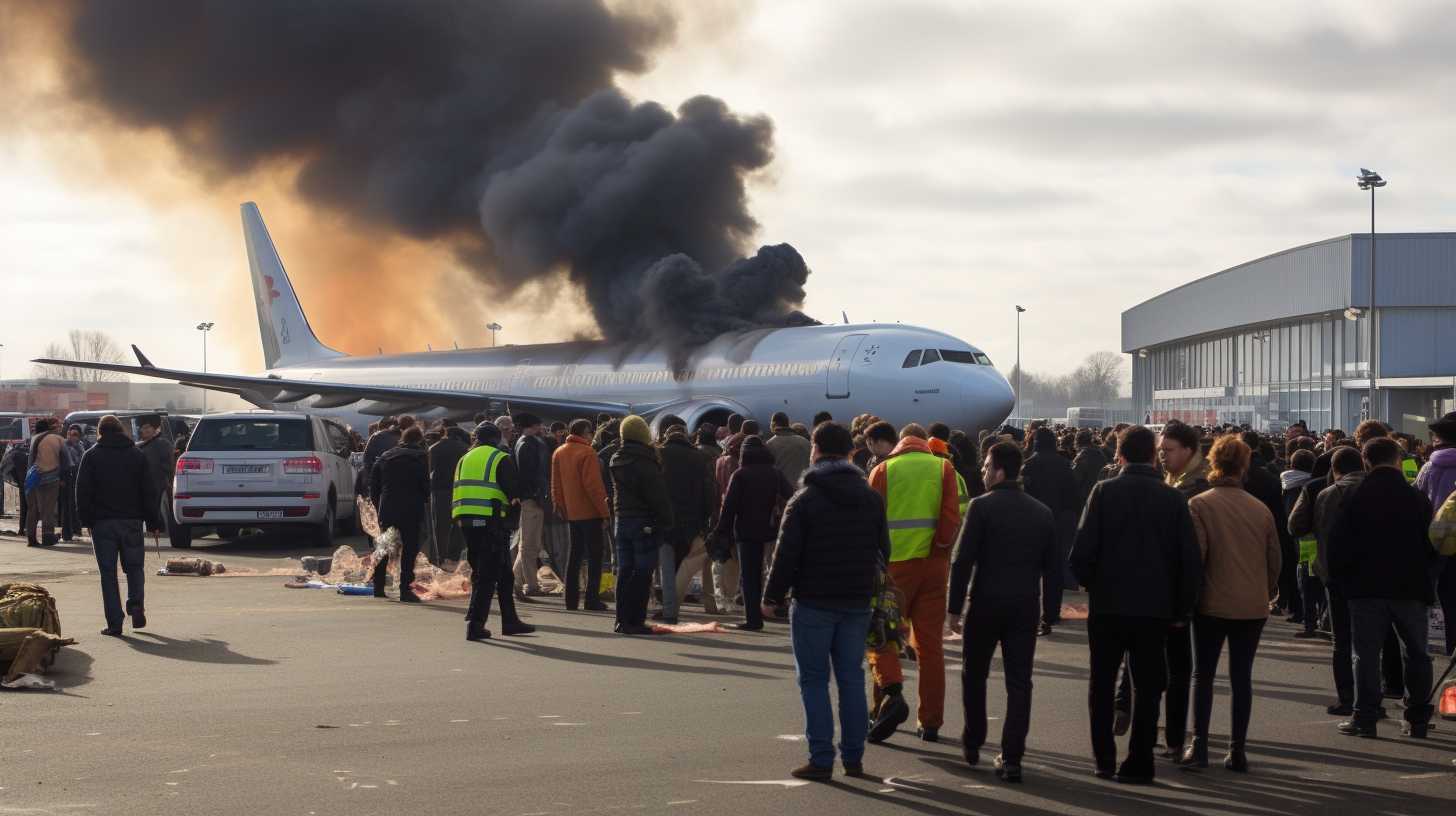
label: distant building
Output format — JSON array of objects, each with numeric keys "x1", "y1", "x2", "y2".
[
  {"x1": 1122, "y1": 233, "x2": 1456, "y2": 435},
  {"x1": 0, "y1": 379, "x2": 245, "y2": 416}
]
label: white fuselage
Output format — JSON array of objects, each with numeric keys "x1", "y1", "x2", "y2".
[{"x1": 274, "y1": 322, "x2": 1015, "y2": 434}]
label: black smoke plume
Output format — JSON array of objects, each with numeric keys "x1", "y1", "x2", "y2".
[{"x1": 32, "y1": 0, "x2": 811, "y2": 358}]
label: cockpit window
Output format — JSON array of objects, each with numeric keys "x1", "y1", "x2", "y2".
[
  {"x1": 921, "y1": 348, "x2": 941, "y2": 364},
  {"x1": 939, "y1": 350, "x2": 979, "y2": 365},
  {"x1": 975, "y1": 352, "x2": 992, "y2": 366},
  {"x1": 901, "y1": 350, "x2": 923, "y2": 368}
]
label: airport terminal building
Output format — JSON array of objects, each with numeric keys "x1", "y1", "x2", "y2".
[{"x1": 1123, "y1": 232, "x2": 1456, "y2": 436}]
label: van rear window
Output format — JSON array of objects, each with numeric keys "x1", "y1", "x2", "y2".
[{"x1": 189, "y1": 419, "x2": 312, "y2": 451}]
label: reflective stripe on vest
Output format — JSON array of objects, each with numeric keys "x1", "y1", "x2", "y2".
[
  {"x1": 884, "y1": 451, "x2": 944, "y2": 562},
  {"x1": 1402, "y1": 456, "x2": 1418, "y2": 484},
  {"x1": 955, "y1": 472, "x2": 970, "y2": 517},
  {"x1": 452, "y1": 447, "x2": 507, "y2": 518}
]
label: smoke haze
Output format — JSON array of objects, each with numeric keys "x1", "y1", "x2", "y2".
[{"x1": 8, "y1": 0, "x2": 809, "y2": 362}]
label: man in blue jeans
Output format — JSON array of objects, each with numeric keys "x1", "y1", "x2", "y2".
[
  {"x1": 1328, "y1": 436, "x2": 1439, "y2": 738},
  {"x1": 763, "y1": 422, "x2": 890, "y2": 781},
  {"x1": 74, "y1": 415, "x2": 161, "y2": 636}
]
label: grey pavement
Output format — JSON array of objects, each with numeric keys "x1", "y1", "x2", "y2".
[{"x1": 1, "y1": 521, "x2": 1453, "y2": 816}]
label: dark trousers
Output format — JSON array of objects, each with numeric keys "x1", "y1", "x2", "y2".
[
  {"x1": 737, "y1": 540, "x2": 769, "y2": 627},
  {"x1": 614, "y1": 517, "x2": 659, "y2": 628},
  {"x1": 1113, "y1": 625, "x2": 1193, "y2": 750},
  {"x1": 1349, "y1": 598, "x2": 1433, "y2": 726},
  {"x1": 961, "y1": 601, "x2": 1038, "y2": 763},
  {"x1": 1439, "y1": 557, "x2": 1456, "y2": 655},
  {"x1": 1088, "y1": 614, "x2": 1168, "y2": 776},
  {"x1": 1297, "y1": 563, "x2": 1324, "y2": 633},
  {"x1": 1042, "y1": 558, "x2": 1064, "y2": 626},
  {"x1": 59, "y1": 477, "x2": 79, "y2": 539},
  {"x1": 565, "y1": 519, "x2": 606, "y2": 610},
  {"x1": 1191, "y1": 615, "x2": 1266, "y2": 746},
  {"x1": 1277, "y1": 538, "x2": 1299, "y2": 614},
  {"x1": 372, "y1": 513, "x2": 423, "y2": 595},
  {"x1": 93, "y1": 518, "x2": 146, "y2": 630},
  {"x1": 1327, "y1": 586, "x2": 1355, "y2": 705},
  {"x1": 462, "y1": 522, "x2": 518, "y2": 626}
]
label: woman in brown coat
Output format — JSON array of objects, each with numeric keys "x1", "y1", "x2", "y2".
[{"x1": 1180, "y1": 435, "x2": 1282, "y2": 772}]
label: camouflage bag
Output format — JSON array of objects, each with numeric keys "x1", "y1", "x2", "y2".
[{"x1": 0, "y1": 583, "x2": 62, "y2": 637}]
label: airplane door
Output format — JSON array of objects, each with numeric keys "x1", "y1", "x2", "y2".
[{"x1": 826, "y1": 334, "x2": 866, "y2": 399}]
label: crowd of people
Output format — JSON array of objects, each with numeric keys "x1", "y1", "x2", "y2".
[{"x1": 7, "y1": 403, "x2": 1455, "y2": 783}]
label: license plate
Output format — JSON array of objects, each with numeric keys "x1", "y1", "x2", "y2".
[
  {"x1": 225, "y1": 464, "x2": 271, "y2": 474},
  {"x1": 256, "y1": 510, "x2": 285, "y2": 519}
]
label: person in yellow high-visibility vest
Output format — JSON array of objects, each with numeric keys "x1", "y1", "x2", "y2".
[
  {"x1": 866, "y1": 424, "x2": 962, "y2": 744},
  {"x1": 455, "y1": 423, "x2": 534, "y2": 641}
]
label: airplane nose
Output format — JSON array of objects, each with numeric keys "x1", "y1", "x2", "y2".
[{"x1": 964, "y1": 368, "x2": 1015, "y2": 431}]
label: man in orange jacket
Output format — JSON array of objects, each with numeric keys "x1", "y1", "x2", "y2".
[
  {"x1": 866, "y1": 423, "x2": 962, "y2": 744},
  {"x1": 551, "y1": 419, "x2": 611, "y2": 611}
]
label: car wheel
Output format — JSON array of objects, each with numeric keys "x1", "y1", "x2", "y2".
[
  {"x1": 314, "y1": 503, "x2": 336, "y2": 547},
  {"x1": 170, "y1": 524, "x2": 193, "y2": 549},
  {"x1": 217, "y1": 526, "x2": 241, "y2": 540}
]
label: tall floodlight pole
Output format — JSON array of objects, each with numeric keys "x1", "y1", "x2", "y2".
[
  {"x1": 196, "y1": 322, "x2": 214, "y2": 414},
  {"x1": 487, "y1": 322, "x2": 503, "y2": 348},
  {"x1": 1015, "y1": 305, "x2": 1026, "y2": 419},
  {"x1": 1357, "y1": 169, "x2": 1385, "y2": 422}
]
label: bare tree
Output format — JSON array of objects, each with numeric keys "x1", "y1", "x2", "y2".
[
  {"x1": 1068, "y1": 351, "x2": 1125, "y2": 409},
  {"x1": 32, "y1": 330, "x2": 126, "y2": 383}
]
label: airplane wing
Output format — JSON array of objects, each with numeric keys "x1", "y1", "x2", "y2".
[{"x1": 32, "y1": 357, "x2": 632, "y2": 418}]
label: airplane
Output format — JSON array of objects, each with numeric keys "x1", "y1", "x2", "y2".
[{"x1": 36, "y1": 203, "x2": 1016, "y2": 436}]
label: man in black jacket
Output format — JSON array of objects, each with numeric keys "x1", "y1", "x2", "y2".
[
  {"x1": 657, "y1": 425, "x2": 716, "y2": 624},
  {"x1": 949, "y1": 441, "x2": 1059, "y2": 783},
  {"x1": 609, "y1": 415, "x2": 674, "y2": 635},
  {"x1": 370, "y1": 427, "x2": 431, "y2": 602},
  {"x1": 428, "y1": 426, "x2": 469, "y2": 566},
  {"x1": 512, "y1": 413, "x2": 552, "y2": 601},
  {"x1": 762, "y1": 422, "x2": 889, "y2": 781},
  {"x1": 75, "y1": 415, "x2": 161, "y2": 636},
  {"x1": 1328, "y1": 437, "x2": 1438, "y2": 738},
  {"x1": 1070, "y1": 425, "x2": 1201, "y2": 784},
  {"x1": 1022, "y1": 426, "x2": 1079, "y2": 635}
]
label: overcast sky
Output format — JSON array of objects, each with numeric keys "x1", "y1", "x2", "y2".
[{"x1": 4, "y1": 0, "x2": 1456, "y2": 386}]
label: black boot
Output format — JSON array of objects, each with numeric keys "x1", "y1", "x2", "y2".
[
  {"x1": 1179, "y1": 737, "x2": 1209, "y2": 768},
  {"x1": 1223, "y1": 742, "x2": 1248, "y2": 772},
  {"x1": 466, "y1": 622, "x2": 491, "y2": 641}
]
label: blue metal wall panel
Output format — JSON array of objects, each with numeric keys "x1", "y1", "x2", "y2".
[
  {"x1": 1380, "y1": 307, "x2": 1456, "y2": 377},
  {"x1": 1351, "y1": 234, "x2": 1456, "y2": 307}
]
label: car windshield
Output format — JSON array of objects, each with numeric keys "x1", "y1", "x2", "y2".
[
  {"x1": 189, "y1": 419, "x2": 312, "y2": 452},
  {"x1": 0, "y1": 417, "x2": 23, "y2": 441}
]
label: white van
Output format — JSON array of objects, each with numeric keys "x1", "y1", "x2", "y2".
[{"x1": 172, "y1": 411, "x2": 357, "y2": 547}]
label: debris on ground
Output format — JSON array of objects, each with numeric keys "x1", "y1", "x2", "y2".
[
  {"x1": 650, "y1": 621, "x2": 730, "y2": 635},
  {"x1": 1, "y1": 627, "x2": 75, "y2": 686},
  {"x1": 159, "y1": 557, "x2": 226, "y2": 576}
]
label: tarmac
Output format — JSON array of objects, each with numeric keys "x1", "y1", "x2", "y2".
[{"x1": 1, "y1": 520, "x2": 1454, "y2": 816}]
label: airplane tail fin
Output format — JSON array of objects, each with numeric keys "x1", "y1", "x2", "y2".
[{"x1": 241, "y1": 202, "x2": 344, "y2": 369}]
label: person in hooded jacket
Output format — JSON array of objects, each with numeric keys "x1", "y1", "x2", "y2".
[
  {"x1": 714, "y1": 434, "x2": 794, "y2": 631},
  {"x1": 1291, "y1": 446, "x2": 1365, "y2": 713},
  {"x1": 609, "y1": 415, "x2": 674, "y2": 635},
  {"x1": 552, "y1": 419, "x2": 612, "y2": 612},
  {"x1": 370, "y1": 427, "x2": 432, "y2": 602},
  {"x1": 1415, "y1": 411, "x2": 1456, "y2": 655},
  {"x1": 762, "y1": 421, "x2": 889, "y2": 781},
  {"x1": 1280, "y1": 450, "x2": 1318, "y2": 632},
  {"x1": 1072, "y1": 430, "x2": 1108, "y2": 510},
  {"x1": 1021, "y1": 426, "x2": 1079, "y2": 636},
  {"x1": 711, "y1": 428, "x2": 747, "y2": 612}
]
